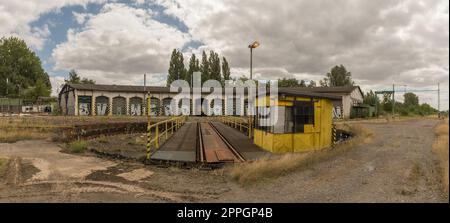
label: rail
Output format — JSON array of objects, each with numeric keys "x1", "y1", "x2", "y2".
[
  {"x1": 146, "y1": 115, "x2": 187, "y2": 159},
  {"x1": 219, "y1": 116, "x2": 254, "y2": 138}
]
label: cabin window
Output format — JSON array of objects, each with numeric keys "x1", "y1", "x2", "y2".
[
  {"x1": 284, "y1": 107, "x2": 294, "y2": 133},
  {"x1": 293, "y1": 100, "x2": 314, "y2": 133},
  {"x1": 255, "y1": 106, "x2": 273, "y2": 132}
]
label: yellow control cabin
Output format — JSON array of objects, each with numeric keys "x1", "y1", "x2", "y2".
[{"x1": 253, "y1": 88, "x2": 340, "y2": 153}]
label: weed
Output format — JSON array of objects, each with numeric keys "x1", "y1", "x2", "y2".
[
  {"x1": 69, "y1": 140, "x2": 88, "y2": 153},
  {"x1": 229, "y1": 124, "x2": 374, "y2": 185},
  {"x1": 432, "y1": 119, "x2": 449, "y2": 194},
  {"x1": 0, "y1": 157, "x2": 9, "y2": 177}
]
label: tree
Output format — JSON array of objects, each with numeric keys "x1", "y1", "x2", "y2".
[
  {"x1": 0, "y1": 36, "x2": 51, "y2": 97},
  {"x1": 221, "y1": 57, "x2": 231, "y2": 85},
  {"x1": 209, "y1": 50, "x2": 221, "y2": 82},
  {"x1": 363, "y1": 90, "x2": 378, "y2": 105},
  {"x1": 65, "y1": 69, "x2": 95, "y2": 84},
  {"x1": 320, "y1": 65, "x2": 354, "y2": 87},
  {"x1": 187, "y1": 54, "x2": 200, "y2": 85},
  {"x1": 418, "y1": 103, "x2": 437, "y2": 116},
  {"x1": 81, "y1": 78, "x2": 96, "y2": 84},
  {"x1": 403, "y1": 92, "x2": 419, "y2": 107},
  {"x1": 278, "y1": 77, "x2": 300, "y2": 87},
  {"x1": 200, "y1": 51, "x2": 209, "y2": 84},
  {"x1": 22, "y1": 78, "x2": 51, "y2": 101},
  {"x1": 307, "y1": 80, "x2": 316, "y2": 87},
  {"x1": 167, "y1": 49, "x2": 186, "y2": 86},
  {"x1": 66, "y1": 69, "x2": 81, "y2": 84},
  {"x1": 238, "y1": 75, "x2": 249, "y2": 82},
  {"x1": 381, "y1": 93, "x2": 393, "y2": 112}
]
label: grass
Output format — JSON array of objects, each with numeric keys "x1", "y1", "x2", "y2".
[
  {"x1": 69, "y1": 140, "x2": 88, "y2": 153},
  {"x1": 432, "y1": 119, "x2": 449, "y2": 194},
  {"x1": 229, "y1": 124, "x2": 374, "y2": 185},
  {"x1": 0, "y1": 129, "x2": 50, "y2": 143},
  {"x1": 0, "y1": 157, "x2": 9, "y2": 178}
]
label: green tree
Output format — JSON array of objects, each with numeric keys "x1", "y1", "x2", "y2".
[
  {"x1": 66, "y1": 69, "x2": 81, "y2": 84},
  {"x1": 22, "y1": 78, "x2": 51, "y2": 101},
  {"x1": 403, "y1": 92, "x2": 419, "y2": 107},
  {"x1": 0, "y1": 36, "x2": 51, "y2": 97},
  {"x1": 307, "y1": 80, "x2": 316, "y2": 87},
  {"x1": 81, "y1": 78, "x2": 96, "y2": 84},
  {"x1": 381, "y1": 93, "x2": 393, "y2": 112},
  {"x1": 237, "y1": 75, "x2": 249, "y2": 82},
  {"x1": 209, "y1": 50, "x2": 221, "y2": 82},
  {"x1": 320, "y1": 65, "x2": 354, "y2": 87},
  {"x1": 363, "y1": 90, "x2": 378, "y2": 105},
  {"x1": 278, "y1": 78, "x2": 306, "y2": 87},
  {"x1": 418, "y1": 103, "x2": 437, "y2": 116},
  {"x1": 65, "y1": 69, "x2": 95, "y2": 84},
  {"x1": 200, "y1": 51, "x2": 210, "y2": 84},
  {"x1": 186, "y1": 54, "x2": 200, "y2": 85},
  {"x1": 221, "y1": 57, "x2": 231, "y2": 85},
  {"x1": 167, "y1": 49, "x2": 186, "y2": 86}
]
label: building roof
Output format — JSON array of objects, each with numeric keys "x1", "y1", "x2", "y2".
[
  {"x1": 64, "y1": 83, "x2": 342, "y2": 100},
  {"x1": 291, "y1": 86, "x2": 363, "y2": 96},
  {"x1": 277, "y1": 88, "x2": 342, "y2": 100},
  {"x1": 66, "y1": 83, "x2": 171, "y2": 93}
]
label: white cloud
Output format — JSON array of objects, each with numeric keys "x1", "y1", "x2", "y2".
[
  {"x1": 0, "y1": 0, "x2": 107, "y2": 49},
  {"x1": 153, "y1": 0, "x2": 449, "y2": 109},
  {"x1": 52, "y1": 3, "x2": 191, "y2": 86},
  {"x1": 5, "y1": 0, "x2": 445, "y2": 109},
  {"x1": 49, "y1": 76, "x2": 66, "y2": 96}
]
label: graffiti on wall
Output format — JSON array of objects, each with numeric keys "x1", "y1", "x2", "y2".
[
  {"x1": 131, "y1": 104, "x2": 142, "y2": 116},
  {"x1": 333, "y1": 106, "x2": 342, "y2": 119}
]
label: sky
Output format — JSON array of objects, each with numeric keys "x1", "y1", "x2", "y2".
[{"x1": 0, "y1": 0, "x2": 448, "y2": 110}]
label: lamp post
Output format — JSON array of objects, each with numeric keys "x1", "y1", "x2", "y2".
[{"x1": 248, "y1": 41, "x2": 260, "y2": 80}]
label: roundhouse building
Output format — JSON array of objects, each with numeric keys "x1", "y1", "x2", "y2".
[{"x1": 58, "y1": 83, "x2": 252, "y2": 116}]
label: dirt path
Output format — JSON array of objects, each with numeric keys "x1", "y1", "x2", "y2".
[
  {"x1": 0, "y1": 118, "x2": 447, "y2": 202},
  {"x1": 215, "y1": 119, "x2": 447, "y2": 202},
  {"x1": 0, "y1": 141, "x2": 216, "y2": 202}
]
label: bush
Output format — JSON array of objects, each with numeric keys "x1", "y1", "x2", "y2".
[
  {"x1": 69, "y1": 140, "x2": 88, "y2": 153},
  {"x1": 0, "y1": 157, "x2": 9, "y2": 177}
]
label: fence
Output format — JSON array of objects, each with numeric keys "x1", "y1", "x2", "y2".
[
  {"x1": 219, "y1": 116, "x2": 253, "y2": 138},
  {"x1": 146, "y1": 116, "x2": 187, "y2": 159},
  {"x1": 0, "y1": 98, "x2": 23, "y2": 113}
]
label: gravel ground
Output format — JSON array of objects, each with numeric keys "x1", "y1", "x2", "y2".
[
  {"x1": 213, "y1": 119, "x2": 448, "y2": 202},
  {"x1": 0, "y1": 118, "x2": 447, "y2": 202}
]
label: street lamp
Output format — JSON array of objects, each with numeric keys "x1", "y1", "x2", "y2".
[{"x1": 248, "y1": 41, "x2": 260, "y2": 80}]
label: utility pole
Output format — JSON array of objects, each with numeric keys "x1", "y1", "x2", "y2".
[
  {"x1": 438, "y1": 83, "x2": 440, "y2": 118},
  {"x1": 248, "y1": 41, "x2": 260, "y2": 80},
  {"x1": 6, "y1": 78, "x2": 8, "y2": 96},
  {"x1": 392, "y1": 84, "x2": 395, "y2": 117},
  {"x1": 144, "y1": 74, "x2": 146, "y2": 91},
  {"x1": 249, "y1": 48, "x2": 253, "y2": 80},
  {"x1": 142, "y1": 74, "x2": 148, "y2": 116}
]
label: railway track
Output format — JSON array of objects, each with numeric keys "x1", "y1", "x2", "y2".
[{"x1": 198, "y1": 122, "x2": 245, "y2": 164}]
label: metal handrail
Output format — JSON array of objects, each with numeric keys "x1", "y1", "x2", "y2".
[
  {"x1": 146, "y1": 116, "x2": 187, "y2": 159},
  {"x1": 219, "y1": 116, "x2": 253, "y2": 138}
]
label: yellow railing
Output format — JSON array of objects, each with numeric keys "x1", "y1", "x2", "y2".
[
  {"x1": 146, "y1": 116, "x2": 187, "y2": 159},
  {"x1": 219, "y1": 116, "x2": 254, "y2": 138}
]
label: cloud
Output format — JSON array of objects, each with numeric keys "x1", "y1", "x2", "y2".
[
  {"x1": 154, "y1": 0, "x2": 448, "y2": 108},
  {"x1": 0, "y1": 0, "x2": 106, "y2": 49},
  {"x1": 49, "y1": 76, "x2": 66, "y2": 96},
  {"x1": 5, "y1": 0, "x2": 446, "y2": 108},
  {"x1": 52, "y1": 3, "x2": 191, "y2": 85},
  {"x1": 156, "y1": 0, "x2": 448, "y2": 83}
]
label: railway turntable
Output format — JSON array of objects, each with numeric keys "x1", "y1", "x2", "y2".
[{"x1": 150, "y1": 122, "x2": 198, "y2": 162}]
